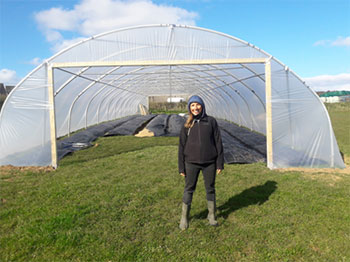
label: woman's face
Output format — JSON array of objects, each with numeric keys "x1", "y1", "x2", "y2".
[{"x1": 190, "y1": 102, "x2": 202, "y2": 116}]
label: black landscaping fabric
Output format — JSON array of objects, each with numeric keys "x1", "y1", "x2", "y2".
[
  {"x1": 144, "y1": 114, "x2": 186, "y2": 136},
  {"x1": 167, "y1": 114, "x2": 186, "y2": 136},
  {"x1": 104, "y1": 115, "x2": 156, "y2": 136},
  {"x1": 57, "y1": 114, "x2": 267, "y2": 164},
  {"x1": 217, "y1": 119, "x2": 266, "y2": 164},
  {"x1": 57, "y1": 115, "x2": 150, "y2": 159},
  {"x1": 144, "y1": 114, "x2": 169, "y2": 136}
]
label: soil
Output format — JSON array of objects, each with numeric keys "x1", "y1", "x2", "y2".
[
  {"x1": 0, "y1": 165, "x2": 55, "y2": 175},
  {"x1": 276, "y1": 156, "x2": 350, "y2": 174},
  {"x1": 275, "y1": 156, "x2": 350, "y2": 186}
]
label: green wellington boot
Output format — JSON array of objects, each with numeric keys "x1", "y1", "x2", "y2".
[
  {"x1": 179, "y1": 203, "x2": 191, "y2": 230},
  {"x1": 207, "y1": 200, "x2": 218, "y2": 226}
]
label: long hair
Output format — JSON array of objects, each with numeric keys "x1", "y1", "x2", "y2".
[
  {"x1": 184, "y1": 113, "x2": 194, "y2": 128},
  {"x1": 184, "y1": 95, "x2": 204, "y2": 129}
]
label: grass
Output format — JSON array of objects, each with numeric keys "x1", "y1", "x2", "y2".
[
  {"x1": 325, "y1": 102, "x2": 350, "y2": 157},
  {"x1": 1, "y1": 104, "x2": 350, "y2": 261},
  {"x1": 149, "y1": 109, "x2": 186, "y2": 115}
]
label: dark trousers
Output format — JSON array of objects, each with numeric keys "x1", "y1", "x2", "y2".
[{"x1": 182, "y1": 162, "x2": 216, "y2": 205}]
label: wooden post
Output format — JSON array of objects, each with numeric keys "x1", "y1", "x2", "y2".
[
  {"x1": 47, "y1": 64, "x2": 58, "y2": 169},
  {"x1": 51, "y1": 58, "x2": 268, "y2": 68},
  {"x1": 265, "y1": 60, "x2": 273, "y2": 169}
]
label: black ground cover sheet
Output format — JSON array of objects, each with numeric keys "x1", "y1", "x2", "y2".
[
  {"x1": 57, "y1": 114, "x2": 267, "y2": 164},
  {"x1": 57, "y1": 115, "x2": 153, "y2": 159},
  {"x1": 217, "y1": 119, "x2": 266, "y2": 164},
  {"x1": 104, "y1": 115, "x2": 156, "y2": 136},
  {"x1": 144, "y1": 114, "x2": 185, "y2": 136}
]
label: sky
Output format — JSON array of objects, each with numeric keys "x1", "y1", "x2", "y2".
[{"x1": 0, "y1": 0, "x2": 349, "y2": 91}]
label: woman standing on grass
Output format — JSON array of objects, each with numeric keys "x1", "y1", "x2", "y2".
[{"x1": 178, "y1": 95, "x2": 224, "y2": 230}]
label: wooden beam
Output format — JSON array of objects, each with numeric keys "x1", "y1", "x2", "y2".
[
  {"x1": 265, "y1": 60, "x2": 273, "y2": 169},
  {"x1": 51, "y1": 58, "x2": 268, "y2": 68},
  {"x1": 47, "y1": 65, "x2": 58, "y2": 169}
]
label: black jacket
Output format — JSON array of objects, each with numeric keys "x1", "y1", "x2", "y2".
[{"x1": 178, "y1": 115, "x2": 224, "y2": 173}]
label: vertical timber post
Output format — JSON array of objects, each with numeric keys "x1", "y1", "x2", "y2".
[
  {"x1": 265, "y1": 59, "x2": 273, "y2": 169},
  {"x1": 47, "y1": 64, "x2": 58, "y2": 169}
]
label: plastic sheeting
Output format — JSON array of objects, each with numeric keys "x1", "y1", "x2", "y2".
[{"x1": 0, "y1": 24, "x2": 345, "y2": 168}]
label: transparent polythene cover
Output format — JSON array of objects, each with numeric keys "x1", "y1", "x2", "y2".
[{"x1": 0, "y1": 24, "x2": 345, "y2": 168}]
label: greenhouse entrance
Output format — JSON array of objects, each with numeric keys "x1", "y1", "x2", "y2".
[{"x1": 48, "y1": 59, "x2": 273, "y2": 169}]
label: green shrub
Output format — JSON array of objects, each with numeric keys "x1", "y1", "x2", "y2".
[{"x1": 149, "y1": 101, "x2": 187, "y2": 114}]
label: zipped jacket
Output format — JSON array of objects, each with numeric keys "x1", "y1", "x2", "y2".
[{"x1": 178, "y1": 115, "x2": 224, "y2": 173}]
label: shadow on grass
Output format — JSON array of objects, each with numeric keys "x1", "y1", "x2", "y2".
[{"x1": 193, "y1": 180, "x2": 277, "y2": 219}]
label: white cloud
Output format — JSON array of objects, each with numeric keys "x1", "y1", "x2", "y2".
[
  {"x1": 0, "y1": 69, "x2": 21, "y2": 86},
  {"x1": 35, "y1": 7, "x2": 79, "y2": 31},
  {"x1": 45, "y1": 30, "x2": 64, "y2": 43},
  {"x1": 28, "y1": 57, "x2": 43, "y2": 66},
  {"x1": 331, "y1": 36, "x2": 350, "y2": 47},
  {"x1": 313, "y1": 40, "x2": 330, "y2": 46},
  {"x1": 303, "y1": 73, "x2": 350, "y2": 91},
  {"x1": 34, "y1": 0, "x2": 198, "y2": 52},
  {"x1": 314, "y1": 36, "x2": 350, "y2": 47},
  {"x1": 52, "y1": 37, "x2": 87, "y2": 53}
]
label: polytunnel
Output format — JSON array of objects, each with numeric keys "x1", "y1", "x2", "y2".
[{"x1": 0, "y1": 24, "x2": 345, "y2": 169}]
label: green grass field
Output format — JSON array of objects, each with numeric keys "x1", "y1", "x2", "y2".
[
  {"x1": 1, "y1": 103, "x2": 349, "y2": 262},
  {"x1": 326, "y1": 103, "x2": 350, "y2": 158}
]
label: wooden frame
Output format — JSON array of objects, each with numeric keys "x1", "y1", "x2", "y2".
[
  {"x1": 265, "y1": 60, "x2": 273, "y2": 169},
  {"x1": 48, "y1": 58, "x2": 273, "y2": 169},
  {"x1": 51, "y1": 58, "x2": 267, "y2": 68},
  {"x1": 47, "y1": 64, "x2": 58, "y2": 169}
]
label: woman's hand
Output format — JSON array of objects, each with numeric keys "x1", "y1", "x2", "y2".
[
  {"x1": 180, "y1": 172, "x2": 186, "y2": 177},
  {"x1": 216, "y1": 169, "x2": 222, "y2": 175}
]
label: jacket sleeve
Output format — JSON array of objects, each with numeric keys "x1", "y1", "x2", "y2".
[
  {"x1": 178, "y1": 126, "x2": 187, "y2": 173},
  {"x1": 213, "y1": 119, "x2": 224, "y2": 170}
]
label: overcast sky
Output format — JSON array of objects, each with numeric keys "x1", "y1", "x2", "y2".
[{"x1": 0, "y1": 0, "x2": 349, "y2": 91}]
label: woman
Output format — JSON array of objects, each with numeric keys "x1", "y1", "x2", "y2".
[{"x1": 178, "y1": 95, "x2": 224, "y2": 230}]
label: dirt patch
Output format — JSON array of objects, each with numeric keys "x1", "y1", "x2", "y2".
[
  {"x1": 277, "y1": 166, "x2": 350, "y2": 175},
  {"x1": 276, "y1": 157, "x2": 350, "y2": 186},
  {"x1": 276, "y1": 155, "x2": 350, "y2": 174},
  {"x1": 0, "y1": 165, "x2": 55, "y2": 175},
  {"x1": 305, "y1": 173, "x2": 344, "y2": 186}
]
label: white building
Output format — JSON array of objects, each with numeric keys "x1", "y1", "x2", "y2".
[{"x1": 320, "y1": 95, "x2": 350, "y2": 103}]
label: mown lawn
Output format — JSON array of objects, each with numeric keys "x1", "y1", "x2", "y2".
[
  {"x1": 0, "y1": 104, "x2": 349, "y2": 262},
  {"x1": 326, "y1": 102, "x2": 350, "y2": 158}
]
